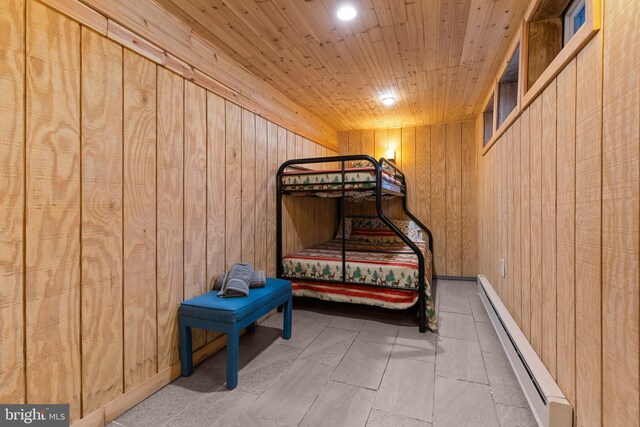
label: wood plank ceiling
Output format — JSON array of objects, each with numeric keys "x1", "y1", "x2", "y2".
[{"x1": 156, "y1": 0, "x2": 528, "y2": 131}]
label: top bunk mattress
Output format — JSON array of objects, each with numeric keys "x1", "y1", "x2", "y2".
[{"x1": 281, "y1": 166, "x2": 404, "y2": 197}]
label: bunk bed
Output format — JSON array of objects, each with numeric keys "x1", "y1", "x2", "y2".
[{"x1": 276, "y1": 155, "x2": 437, "y2": 332}]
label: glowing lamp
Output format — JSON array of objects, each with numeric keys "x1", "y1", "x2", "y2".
[
  {"x1": 336, "y1": 4, "x2": 357, "y2": 21},
  {"x1": 386, "y1": 148, "x2": 396, "y2": 162}
]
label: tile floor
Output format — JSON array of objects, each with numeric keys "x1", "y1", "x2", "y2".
[{"x1": 111, "y1": 280, "x2": 537, "y2": 427}]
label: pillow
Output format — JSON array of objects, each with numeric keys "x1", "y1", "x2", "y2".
[
  {"x1": 393, "y1": 219, "x2": 425, "y2": 243},
  {"x1": 347, "y1": 160, "x2": 396, "y2": 174},
  {"x1": 334, "y1": 217, "x2": 352, "y2": 239},
  {"x1": 350, "y1": 217, "x2": 425, "y2": 244},
  {"x1": 347, "y1": 160, "x2": 374, "y2": 168},
  {"x1": 350, "y1": 227, "x2": 403, "y2": 243}
]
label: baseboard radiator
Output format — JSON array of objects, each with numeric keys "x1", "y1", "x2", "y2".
[{"x1": 477, "y1": 275, "x2": 572, "y2": 427}]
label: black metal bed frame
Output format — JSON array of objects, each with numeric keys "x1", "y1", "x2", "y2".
[{"x1": 276, "y1": 155, "x2": 434, "y2": 332}]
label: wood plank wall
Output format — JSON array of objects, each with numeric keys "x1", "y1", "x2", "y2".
[
  {"x1": 0, "y1": 0, "x2": 337, "y2": 423},
  {"x1": 0, "y1": 0, "x2": 25, "y2": 406},
  {"x1": 122, "y1": 48, "x2": 157, "y2": 393},
  {"x1": 477, "y1": 1, "x2": 639, "y2": 423},
  {"x1": 337, "y1": 120, "x2": 478, "y2": 278},
  {"x1": 67, "y1": 0, "x2": 339, "y2": 147}
]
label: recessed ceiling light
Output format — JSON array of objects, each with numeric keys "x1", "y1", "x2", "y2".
[
  {"x1": 381, "y1": 96, "x2": 395, "y2": 106},
  {"x1": 336, "y1": 4, "x2": 357, "y2": 21}
]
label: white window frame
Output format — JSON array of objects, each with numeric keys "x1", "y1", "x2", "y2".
[{"x1": 563, "y1": 0, "x2": 586, "y2": 46}]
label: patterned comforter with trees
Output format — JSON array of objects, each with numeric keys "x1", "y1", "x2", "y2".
[
  {"x1": 282, "y1": 238, "x2": 436, "y2": 330},
  {"x1": 282, "y1": 239, "x2": 433, "y2": 288}
]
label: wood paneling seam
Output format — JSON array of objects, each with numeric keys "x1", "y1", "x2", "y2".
[
  {"x1": 120, "y1": 42, "x2": 125, "y2": 397},
  {"x1": 444, "y1": 124, "x2": 448, "y2": 273},
  {"x1": 554, "y1": 82, "x2": 559, "y2": 378},
  {"x1": 598, "y1": 19, "x2": 604, "y2": 425},
  {"x1": 78, "y1": 26, "x2": 84, "y2": 416},
  {"x1": 22, "y1": 0, "x2": 28, "y2": 404},
  {"x1": 239, "y1": 110, "x2": 243, "y2": 261},
  {"x1": 460, "y1": 124, "x2": 464, "y2": 271},
  {"x1": 571, "y1": 53, "x2": 578, "y2": 414},
  {"x1": 182, "y1": 78, "x2": 186, "y2": 302},
  {"x1": 205, "y1": 92, "x2": 211, "y2": 305},
  {"x1": 154, "y1": 64, "x2": 159, "y2": 376}
]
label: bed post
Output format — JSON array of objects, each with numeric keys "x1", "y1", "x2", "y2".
[
  {"x1": 340, "y1": 160, "x2": 346, "y2": 283},
  {"x1": 402, "y1": 196, "x2": 433, "y2": 255},
  {"x1": 401, "y1": 190, "x2": 435, "y2": 328},
  {"x1": 276, "y1": 164, "x2": 284, "y2": 279}
]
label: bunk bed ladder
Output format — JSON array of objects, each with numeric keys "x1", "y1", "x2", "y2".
[{"x1": 374, "y1": 158, "x2": 428, "y2": 333}]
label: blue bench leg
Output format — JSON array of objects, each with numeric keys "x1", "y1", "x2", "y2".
[
  {"x1": 179, "y1": 321, "x2": 193, "y2": 377},
  {"x1": 226, "y1": 329, "x2": 239, "y2": 390},
  {"x1": 283, "y1": 297, "x2": 292, "y2": 340}
]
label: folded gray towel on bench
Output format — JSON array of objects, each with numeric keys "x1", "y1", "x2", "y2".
[
  {"x1": 217, "y1": 263, "x2": 253, "y2": 298},
  {"x1": 213, "y1": 269, "x2": 266, "y2": 291}
]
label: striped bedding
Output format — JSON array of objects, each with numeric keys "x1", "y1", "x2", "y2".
[
  {"x1": 281, "y1": 166, "x2": 404, "y2": 196},
  {"x1": 282, "y1": 238, "x2": 437, "y2": 331}
]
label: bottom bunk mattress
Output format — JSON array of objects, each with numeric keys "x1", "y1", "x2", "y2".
[{"x1": 282, "y1": 239, "x2": 437, "y2": 330}]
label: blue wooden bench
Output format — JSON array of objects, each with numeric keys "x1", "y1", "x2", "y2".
[{"x1": 179, "y1": 278, "x2": 292, "y2": 390}]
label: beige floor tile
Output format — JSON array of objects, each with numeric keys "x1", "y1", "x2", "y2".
[
  {"x1": 357, "y1": 319, "x2": 400, "y2": 344},
  {"x1": 248, "y1": 358, "x2": 333, "y2": 425},
  {"x1": 477, "y1": 327, "x2": 529, "y2": 409},
  {"x1": 483, "y1": 351, "x2": 529, "y2": 408},
  {"x1": 226, "y1": 412, "x2": 283, "y2": 427},
  {"x1": 373, "y1": 358, "x2": 435, "y2": 422},
  {"x1": 294, "y1": 308, "x2": 337, "y2": 323},
  {"x1": 468, "y1": 291, "x2": 491, "y2": 323},
  {"x1": 331, "y1": 339, "x2": 393, "y2": 390},
  {"x1": 483, "y1": 351, "x2": 519, "y2": 386},
  {"x1": 433, "y1": 377, "x2": 499, "y2": 427},
  {"x1": 166, "y1": 389, "x2": 258, "y2": 427},
  {"x1": 236, "y1": 343, "x2": 302, "y2": 394},
  {"x1": 435, "y1": 337, "x2": 488, "y2": 384},
  {"x1": 259, "y1": 312, "x2": 286, "y2": 328},
  {"x1": 437, "y1": 280, "x2": 477, "y2": 294},
  {"x1": 240, "y1": 325, "x2": 282, "y2": 348},
  {"x1": 299, "y1": 326, "x2": 357, "y2": 366},
  {"x1": 438, "y1": 311, "x2": 478, "y2": 341},
  {"x1": 329, "y1": 315, "x2": 368, "y2": 332},
  {"x1": 476, "y1": 322, "x2": 503, "y2": 353},
  {"x1": 274, "y1": 314, "x2": 330, "y2": 349},
  {"x1": 490, "y1": 382, "x2": 530, "y2": 409},
  {"x1": 439, "y1": 290, "x2": 473, "y2": 315},
  {"x1": 300, "y1": 380, "x2": 376, "y2": 427},
  {"x1": 202, "y1": 327, "x2": 285, "y2": 375},
  {"x1": 114, "y1": 377, "x2": 220, "y2": 427},
  {"x1": 115, "y1": 284, "x2": 537, "y2": 427},
  {"x1": 391, "y1": 326, "x2": 437, "y2": 363},
  {"x1": 495, "y1": 403, "x2": 537, "y2": 427},
  {"x1": 366, "y1": 409, "x2": 432, "y2": 427}
]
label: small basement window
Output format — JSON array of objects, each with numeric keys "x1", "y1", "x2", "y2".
[
  {"x1": 497, "y1": 46, "x2": 519, "y2": 127},
  {"x1": 483, "y1": 95, "x2": 494, "y2": 146},
  {"x1": 526, "y1": 0, "x2": 597, "y2": 90},
  {"x1": 563, "y1": 0, "x2": 586, "y2": 45}
]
